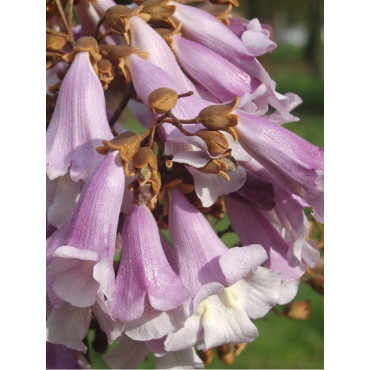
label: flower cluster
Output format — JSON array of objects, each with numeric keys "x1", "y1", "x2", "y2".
[{"x1": 46, "y1": 0, "x2": 324, "y2": 368}]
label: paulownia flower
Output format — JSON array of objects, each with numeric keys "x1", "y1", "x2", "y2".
[
  {"x1": 46, "y1": 38, "x2": 113, "y2": 182},
  {"x1": 46, "y1": 151, "x2": 124, "y2": 309},
  {"x1": 164, "y1": 188, "x2": 281, "y2": 351},
  {"x1": 110, "y1": 203, "x2": 191, "y2": 341}
]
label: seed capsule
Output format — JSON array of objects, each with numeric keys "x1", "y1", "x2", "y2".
[{"x1": 148, "y1": 87, "x2": 179, "y2": 114}]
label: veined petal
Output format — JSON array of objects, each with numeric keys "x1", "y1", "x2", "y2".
[
  {"x1": 171, "y1": 2, "x2": 273, "y2": 87},
  {"x1": 241, "y1": 18, "x2": 277, "y2": 57},
  {"x1": 47, "y1": 151, "x2": 124, "y2": 263},
  {"x1": 46, "y1": 51, "x2": 113, "y2": 181},
  {"x1": 218, "y1": 244, "x2": 268, "y2": 286},
  {"x1": 172, "y1": 35, "x2": 252, "y2": 102},
  {"x1": 46, "y1": 152, "x2": 124, "y2": 308},
  {"x1": 186, "y1": 165, "x2": 246, "y2": 208},
  {"x1": 50, "y1": 246, "x2": 100, "y2": 308},
  {"x1": 129, "y1": 16, "x2": 196, "y2": 92},
  {"x1": 225, "y1": 196, "x2": 306, "y2": 280},
  {"x1": 236, "y1": 111, "x2": 324, "y2": 221},
  {"x1": 168, "y1": 188, "x2": 229, "y2": 293},
  {"x1": 111, "y1": 204, "x2": 190, "y2": 322},
  {"x1": 127, "y1": 54, "x2": 209, "y2": 120},
  {"x1": 125, "y1": 298, "x2": 190, "y2": 341},
  {"x1": 46, "y1": 303, "x2": 91, "y2": 352}
]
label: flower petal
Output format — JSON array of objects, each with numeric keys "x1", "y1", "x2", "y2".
[
  {"x1": 237, "y1": 111, "x2": 324, "y2": 221},
  {"x1": 46, "y1": 303, "x2": 91, "y2": 352},
  {"x1": 46, "y1": 52, "x2": 113, "y2": 181}
]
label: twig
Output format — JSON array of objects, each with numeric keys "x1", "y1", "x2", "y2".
[
  {"x1": 46, "y1": 26, "x2": 69, "y2": 39},
  {"x1": 67, "y1": 0, "x2": 74, "y2": 30},
  {"x1": 55, "y1": 0, "x2": 74, "y2": 45},
  {"x1": 46, "y1": 51, "x2": 64, "y2": 58}
]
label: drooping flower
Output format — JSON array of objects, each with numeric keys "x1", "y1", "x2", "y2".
[
  {"x1": 46, "y1": 37, "x2": 113, "y2": 182},
  {"x1": 110, "y1": 203, "x2": 191, "y2": 341},
  {"x1": 46, "y1": 151, "x2": 124, "y2": 309},
  {"x1": 236, "y1": 111, "x2": 324, "y2": 222},
  {"x1": 164, "y1": 187, "x2": 281, "y2": 351}
]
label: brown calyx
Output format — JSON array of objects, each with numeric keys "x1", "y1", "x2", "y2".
[
  {"x1": 104, "y1": 5, "x2": 151, "y2": 44},
  {"x1": 156, "y1": 22, "x2": 182, "y2": 48},
  {"x1": 194, "y1": 129, "x2": 229, "y2": 155},
  {"x1": 198, "y1": 154, "x2": 237, "y2": 181},
  {"x1": 62, "y1": 37, "x2": 102, "y2": 72},
  {"x1": 141, "y1": 0, "x2": 177, "y2": 28},
  {"x1": 96, "y1": 131, "x2": 143, "y2": 176},
  {"x1": 97, "y1": 59, "x2": 115, "y2": 90},
  {"x1": 282, "y1": 300, "x2": 312, "y2": 320},
  {"x1": 195, "y1": 97, "x2": 240, "y2": 140},
  {"x1": 107, "y1": 45, "x2": 148, "y2": 82}
]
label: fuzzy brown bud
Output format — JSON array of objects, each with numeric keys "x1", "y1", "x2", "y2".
[
  {"x1": 195, "y1": 129, "x2": 229, "y2": 155},
  {"x1": 97, "y1": 59, "x2": 115, "y2": 90},
  {"x1": 196, "y1": 97, "x2": 240, "y2": 140},
  {"x1": 283, "y1": 300, "x2": 312, "y2": 320},
  {"x1": 148, "y1": 87, "x2": 179, "y2": 114},
  {"x1": 141, "y1": 0, "x2": 176, "y2": 28},
  {"x1": 62, "y1": 37, "x2": 102, "y2": 66},
  {"x1": 198, "y1": 155, "x2": 237, "y2": 181},
  {"x1": 104, "y1": 5, "x2": 150, "y2": 43},
  {"x1": 96, "y1": 131, "x2": 142, "y2": 176}
]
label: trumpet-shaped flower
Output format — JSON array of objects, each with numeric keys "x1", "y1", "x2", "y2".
[
  {"x1": 110, "y1": 204, "x2": 191, "y2": 341},
  {"x1": 164, "y1": 188, "x2": 281, "y2": 350},
  {"x1": 46, "y1": 49, "x2": 113, "y2": 182},
  {"x1": 236, "y1": 111, "x2": 324, "y2": 221},
  {"x1": 46, "y1": 151, "x2": 124, "y2": 309}
]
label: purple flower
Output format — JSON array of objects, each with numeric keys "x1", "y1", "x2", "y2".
[
  {"x1": 236, "y1": 111, "x2": 324, "y2": 221},
  {"x1": 110, "y1": 204, "x2": 190, "y2": 341},
  {"x1": 46, "y1": 151, "x2": 124, "y2": 309},
  {"x1": 164, "y1": 188, "x2": 281, "y2": 351},
  {"x1": 46, "y1": 48, "x2": 113, "y2": 182}
]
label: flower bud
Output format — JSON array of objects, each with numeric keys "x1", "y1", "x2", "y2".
[
  {"x1": 96, "y1": 131, "x2": 142, "y2": 176},
  {"x1": 197, "y1": 97, "x2": 239, "y2": 129},
  {"x1": 282, "y1": 300, "x2": 312, "y2": 320},
  {"x1": 141, "y1": 0, "x2": 176, "y2": 28},
  {"x1": 195, "y1": 129, "x2": 229, "y2": 155},
  {"x1": 148, "y1": 87, "x2": 179, "y2": 114},
  {"x1": 97, "y1": 59, "x2": 115, "y2": 90},
  {"x1": 104, "y1": 5, "x2": 150, "y2": 43},
  {"x1": 196, "y1": 97, "x2": 240, "y2": 140}
]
